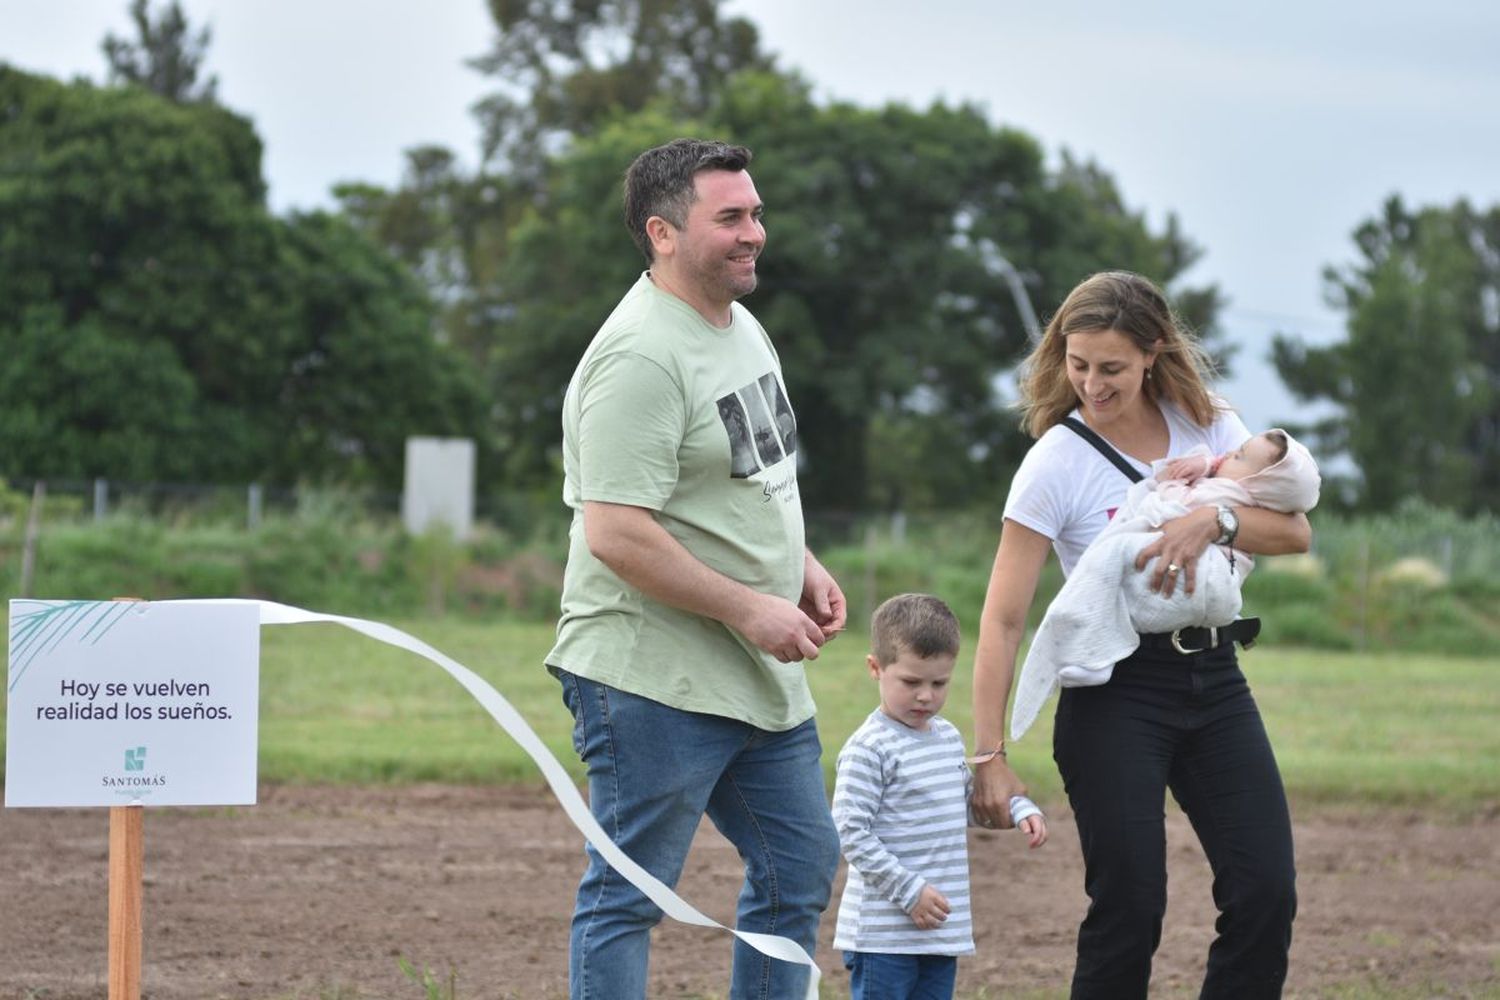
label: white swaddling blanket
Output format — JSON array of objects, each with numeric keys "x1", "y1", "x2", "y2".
[
  {"x1": 1008, "y1": 431, "x2": 1321, "y2": 741},
  {"x1": 1009, "y1": 455, "x2": 1252, "y2": 741}
]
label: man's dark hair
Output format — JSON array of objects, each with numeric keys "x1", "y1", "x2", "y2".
[{"x1": 624, "y1": 138, "x2": 753, "y2": 263}]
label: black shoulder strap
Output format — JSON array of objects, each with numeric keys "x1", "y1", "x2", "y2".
[{"x1": 1061, "y1": 417, "x2": 1145, "y2": 483}]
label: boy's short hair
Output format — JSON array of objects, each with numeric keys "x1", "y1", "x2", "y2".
[{"x1": 870, "y1": 593, "x2": 960, "y2": 666}]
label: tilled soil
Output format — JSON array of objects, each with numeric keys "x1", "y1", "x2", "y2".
[{"x1": 2, "y1": 784, "x2": 1497, "y2": 999}]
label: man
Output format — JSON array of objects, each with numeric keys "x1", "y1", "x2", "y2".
[{"x1": 547, "y1": 138, "x2": 846, "y2": 999}]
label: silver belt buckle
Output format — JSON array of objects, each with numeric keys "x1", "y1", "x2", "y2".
[{"x1": 1170, "y1": 625, "x2": 1217, "y2": 655}]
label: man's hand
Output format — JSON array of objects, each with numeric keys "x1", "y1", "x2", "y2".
[
  {"x1": 909, "y1": 884, "x2": 951, "y2": 930},
  {"x1": 799, "y1": 550, "x2": 847, "y2": 638},
  {"x1": 737, "y1": 593, "x2": 828, "y2": 662},
  {"x1": 583, "y1": 504, "x2": 834, "y2": 660}
]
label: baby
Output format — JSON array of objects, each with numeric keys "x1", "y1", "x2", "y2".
[{"x1": 1010, "y1": 429, "x2": 1321, "y2": 740}]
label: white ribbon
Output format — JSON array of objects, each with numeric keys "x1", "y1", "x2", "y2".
[{"x1": 177, "y1": 599, "x2": 821, "y2": 999}]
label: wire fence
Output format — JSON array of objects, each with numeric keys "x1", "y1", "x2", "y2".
[
  {"x1": 4, "y1": 477, "x2": 1497, "y2": 650},
  {"x1": 0, "y1": 476, "x2": 572, "y2": 540},
  {"x1": 6, "y1": 476, "x2": 1498, "y2": 573}
]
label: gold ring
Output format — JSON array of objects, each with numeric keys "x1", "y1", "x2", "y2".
[{"x1": 1167, "y1": 564, "x2": 1181, "y2": 574}]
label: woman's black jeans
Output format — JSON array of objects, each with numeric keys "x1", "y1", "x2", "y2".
[{"x1": 1053, "y1": 640, "x2": 1296, "y2": 999}]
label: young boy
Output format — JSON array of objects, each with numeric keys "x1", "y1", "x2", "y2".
[{"x1": 832, "y1": 593, "x2": 1047, "y2": 1000}]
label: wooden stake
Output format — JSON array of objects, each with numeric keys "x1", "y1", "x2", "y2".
[
  {"x1": 108, "y1": 597, "x2": 147, "y2": 999},
  {"x1": 108, "y1": 804, "x2": 144, "y2": 1000}
]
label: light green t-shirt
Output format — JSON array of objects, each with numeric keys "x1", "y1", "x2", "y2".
[{"x1": 546, "y1": 273, "x2": 813, "y2": 730}]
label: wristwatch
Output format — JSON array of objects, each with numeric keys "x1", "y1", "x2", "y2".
[{"x1": 1214, "y1": 504, "x2": 1240, "y2": 546}]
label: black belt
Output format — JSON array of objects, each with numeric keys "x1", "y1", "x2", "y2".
[{"x1": 1139, "y1": 617, "x2": 1261, "y2": 655}]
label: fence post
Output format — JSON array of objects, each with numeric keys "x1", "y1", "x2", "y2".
[
  {"x1": 94, "y1": 478, "x2": 109, "y2": 521},
  {"x1": 20, "y1": 480, "x2": 45, "y2": 597},
  {"x1": 247, "y1": 483, "x2": 263, "y2": 531},
  {"x1": 1355, "y1": 538, "x2": 1370, "y2": 652}
]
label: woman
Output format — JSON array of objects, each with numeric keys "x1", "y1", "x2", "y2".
[{"x1": 970, "y1": 271, "x2": 1309, "y2": 999}]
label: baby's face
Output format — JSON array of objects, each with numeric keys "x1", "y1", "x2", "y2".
[{"x1": 1217, "y1": 433, "x2": 1282, "y2": 481}]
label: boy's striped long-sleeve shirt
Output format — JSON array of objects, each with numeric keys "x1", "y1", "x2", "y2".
[{"x1": 831, "y1": 709, "x2": 975, "y2": 956}]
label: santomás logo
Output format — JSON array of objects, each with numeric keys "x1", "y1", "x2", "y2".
[{"x1": 104, "y1": 746, "x2": 166, "y2": 791}]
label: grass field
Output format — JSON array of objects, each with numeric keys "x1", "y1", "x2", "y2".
[
  {"x1": 224, "y1": 618, "x2": 1500, "y2": 814},
  {"x1": 4, "y1": 616, "x2": 1498, "y2": 1000},
  {"x1": 4, "y1": 615, "x2": 1492, "y2": 812}
]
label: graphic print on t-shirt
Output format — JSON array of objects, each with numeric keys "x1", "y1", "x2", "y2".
[
  {"x1": 716, "y1": 395, "x2": 761, "y2": 478},
  {"x1": 716, "y1": 372, "x2": 798, "y2": 479}
]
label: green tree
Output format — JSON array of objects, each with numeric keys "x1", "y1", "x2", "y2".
[
  {"x1": 470, "y1": 0, "x2": 774, "y2": 178},
  {"x1": 101, "y1": 0, "x2": 218, "y2": 103},
  {"x1": 1272, "y1": 196, "x2": 1500, "y2": 513},
  {"x1": 0, "y1": 66, "x2": 485, "y2": 488},
  {"x1": 342, "y1": 0, "x2": 780, "y2": 366},
  {"x1": 0, "y1": 307, "x2": 201, "y2": 480},
  {"x1": 490, "y1": 75, "x2": 1219, "y2": 510},
  {"x1": 343, "y1": 0, "x2": 1224, "y2": 510},
  {"x1": 268, "y1": 210, "x2": 489, "y2": 488},
  {"x1": 335, "y1": 148, "x2": 521, "y2": 368}
]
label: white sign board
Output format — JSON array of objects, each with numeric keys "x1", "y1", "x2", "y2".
[
  {"x1": 402, "y1": 436, "x2": 475, "y2": 540},
  {"x1": 5, "y1": 600, "x2": 260, "y2": 808}
]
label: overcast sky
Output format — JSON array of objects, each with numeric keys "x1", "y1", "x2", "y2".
[{"x1": 6, "y1": 0, "x2": 1499, "y2": 434}]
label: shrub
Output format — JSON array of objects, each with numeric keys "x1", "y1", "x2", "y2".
[
  {"x1": 5, "y1": 497, "x2": 1497, "y2": 653},
  {"x1": 1243, "y1": 566, "x2": 1337, "y2": 609},
  {"x1": 1261, "y1": 604, "x2": 1356, "y2": 650}
]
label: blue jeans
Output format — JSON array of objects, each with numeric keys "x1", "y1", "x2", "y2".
[
  {"x1": 843, "y1": 951, "x2": 958, "y2": 1000},
  {"x1": 557, "y1": 669, "x2": 840, "y2": 1000}
]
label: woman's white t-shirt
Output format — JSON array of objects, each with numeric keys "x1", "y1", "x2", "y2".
[{"x1": 1003, "y1": 403, "x2": 1250, "y2": 577}]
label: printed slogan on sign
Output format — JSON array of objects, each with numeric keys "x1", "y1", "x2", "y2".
[{"x1": 42, "y1": 677, "x2": 233, "y2": 721}]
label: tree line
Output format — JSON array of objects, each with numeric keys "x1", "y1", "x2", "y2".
[{"x1": 1, "y1": 0, "x2": 1495, "y2": 515}]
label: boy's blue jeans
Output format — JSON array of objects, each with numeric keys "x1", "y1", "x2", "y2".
[
  {"x1": 843, "y1": 951, "x2": 958, "y2": 1000},
  {"x1": 557, "y1": 669, "x2": 840, "y2": 1000}
]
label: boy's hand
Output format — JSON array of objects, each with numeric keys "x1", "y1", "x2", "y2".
[
  {"x1": 909, "y1": 885, "x2": 951, "y2": 929},
  {"x1": 1018, "y1": 813, "x2": 1048, "y2": 849}
]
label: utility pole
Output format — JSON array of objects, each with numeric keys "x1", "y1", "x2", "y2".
[{"x1": 989, "y1": 251, "x2": 1042, "y2": 346}]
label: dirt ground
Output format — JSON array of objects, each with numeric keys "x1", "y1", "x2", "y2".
[{"x1": 2, "y1": 784, "x2": 1497, "y2": 1000}]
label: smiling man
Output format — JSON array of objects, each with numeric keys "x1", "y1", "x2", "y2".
[{"x1": 546, "y1": 138, "x2": 846, "y2": 1000}]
